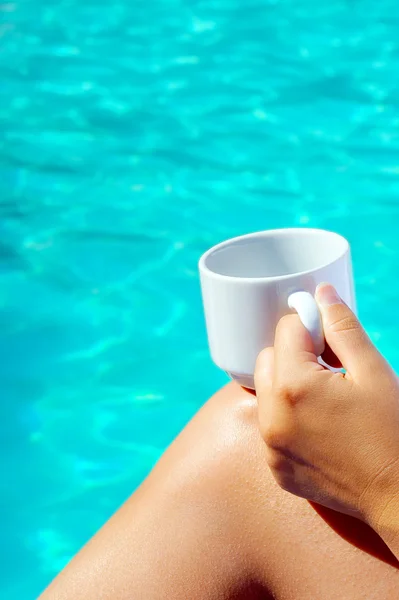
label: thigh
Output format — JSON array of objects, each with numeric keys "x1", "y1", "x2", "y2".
[
  {"x1": 39, "y1": 382, "x2": 399, "y2": 600},
  {"x1": 179, "y1": 383, "x2": 399, "y2": 600}
]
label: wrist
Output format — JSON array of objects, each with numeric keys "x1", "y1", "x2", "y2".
[
  {"x1": 371, "y1": 493, "x2": 399, "y2": 549},
  {"x1": 362, "y1": 459, "x2": 399, "y2": 545}
]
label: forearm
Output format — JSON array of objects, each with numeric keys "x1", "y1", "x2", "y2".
[{"x1": 364, "y1": 463, "x2": 399, "y2": 561}]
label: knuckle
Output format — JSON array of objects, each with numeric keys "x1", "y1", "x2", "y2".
[
  {"x1": 257, "y1": 347, "x2": 272, "y2": 362},
  {"x1": 267, "y1": 450, "x2": 287, "y2": 473},
  {"x1": 328, "y1": 312, "x2": 360, "y2": 335},
  {"x1": 255, "y1": 347, "x2": 273, "y2": 371},
  {"x1": 262, "y1": 424, "x2": 291, "y2": 452},
  {"x1": 276, "y1": 314, "x2": 299, "y2": 335},
  {"x1": 276, "y1": 474, "x2": 306, "y2": 496},
  {"x1": 275, "y1": 381, "x2": 305, "y2": 406},
  {"x1": 267, "y1": 450, "x2": 299, "y2": 495}
]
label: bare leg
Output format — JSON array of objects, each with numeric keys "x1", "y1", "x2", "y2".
[{"x1": 40, "y1": 383, "x2": 398, "y2": 600}]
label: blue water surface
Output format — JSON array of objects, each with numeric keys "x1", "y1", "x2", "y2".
[{"x1": 1, "y1": 0, "x2": 399, "y2": 596}]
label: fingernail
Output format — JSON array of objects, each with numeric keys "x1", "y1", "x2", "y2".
[{"x1": 316, "y1": 283, "x2": 343, "y2": 306}]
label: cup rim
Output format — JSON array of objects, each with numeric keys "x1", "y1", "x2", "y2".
[{"x1": 198, "y1": 228, "x2": 350, "y2": 283}]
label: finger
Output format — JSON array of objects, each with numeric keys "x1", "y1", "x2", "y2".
[
  {"x1": 273, "y1": 314, "x2": 322, "y2": 382},
  {"x1": 316, "y1": 283, "x2": 378, "y2": 378},
  {"x1": 255, "y1": 347, "x2": 274, "y2": 436},
  {"x1": 255, "y1": 347, "x2": 274, "y2": 397}
]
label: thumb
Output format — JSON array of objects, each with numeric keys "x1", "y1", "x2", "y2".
[{"x1": 316, "y1": 283, "x2": 378, "y2": 378}]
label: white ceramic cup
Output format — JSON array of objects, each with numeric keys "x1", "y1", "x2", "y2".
[{"x1": 199, "y1": 228, "x2": 356, "y2": 389}]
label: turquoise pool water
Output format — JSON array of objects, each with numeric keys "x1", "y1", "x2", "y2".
[{"x1": 1, "y1": 0, "x2": 399, "y2": 596}]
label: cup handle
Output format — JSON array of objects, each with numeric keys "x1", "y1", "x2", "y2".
[{"x1": 287, "y1": 291, "x2": 325, "y2": 356}]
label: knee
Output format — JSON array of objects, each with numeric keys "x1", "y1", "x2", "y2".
[
  {"x1": 147, "y1": 382, "x2": 284, "y2": 584},
  {"x1": 163, "y1": 382, "x2": 268, "y2": 511}
]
